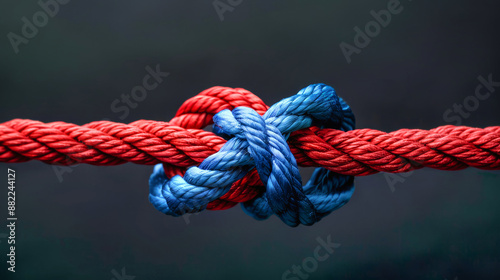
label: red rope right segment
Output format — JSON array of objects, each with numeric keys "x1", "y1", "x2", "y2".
[{"x1": 288, "y1": 126, "x2": 500, "y2": 176}]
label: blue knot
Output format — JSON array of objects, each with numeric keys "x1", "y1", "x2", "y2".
[{"x1": 149, "y1": 83, "x2": 356, "y2": 227}]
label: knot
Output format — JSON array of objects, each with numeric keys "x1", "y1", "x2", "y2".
[{"x1": 149, "y1": 83, "x2": 356, "y2": 227}]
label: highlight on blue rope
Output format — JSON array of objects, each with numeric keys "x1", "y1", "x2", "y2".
[{"x1": 149, "y1": 83, "x2": 356, "y2": 227}]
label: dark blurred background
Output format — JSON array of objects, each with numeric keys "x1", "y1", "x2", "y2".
[{"x1": 1, "y1": 0, "x2": 500, "y2": 279}]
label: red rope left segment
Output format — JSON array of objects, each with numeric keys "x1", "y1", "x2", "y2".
[{"x1": 0, "y1": 87, "x2": 267, "y2": 210}]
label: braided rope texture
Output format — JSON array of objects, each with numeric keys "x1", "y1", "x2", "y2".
[
  {"x1": 1, "y1": 84, "x2": 499, "y2": 226},
  {"x1": 150, "y1": 84, "x2": 356, "y2": 226}
]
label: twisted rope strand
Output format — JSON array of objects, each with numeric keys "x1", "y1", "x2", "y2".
[
  {"x1": 2, "y1": 114, "x2": 498, "y2": 172},
  {"x1": 1, "y1": 85, "x2": 499, "y2": 221}
]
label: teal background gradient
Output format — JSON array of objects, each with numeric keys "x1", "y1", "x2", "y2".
[{"x1": 1, "y1": 1, "x2": 500, "y2": 279}]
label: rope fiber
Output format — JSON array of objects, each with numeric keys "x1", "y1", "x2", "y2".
[{"x1": 1, "y1": 84, "x2": 499, "y2": 226}]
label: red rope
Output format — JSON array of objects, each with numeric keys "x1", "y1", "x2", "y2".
[{"x1": 1, "y1": 86, "x2": 499, "y2": 210}]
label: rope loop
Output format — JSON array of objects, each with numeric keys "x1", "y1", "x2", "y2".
[{"x1": 149, "y1": 83, "x2": 356, "y2": 226}]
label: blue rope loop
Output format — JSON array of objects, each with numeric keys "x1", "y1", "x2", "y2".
[{"x1": 149, "y1": 83, "x2": 356, "y2": 227}]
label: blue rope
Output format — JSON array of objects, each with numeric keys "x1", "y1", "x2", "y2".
[{"x1": 149, "y1": 84, "x2": 356, "y2": 227}]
